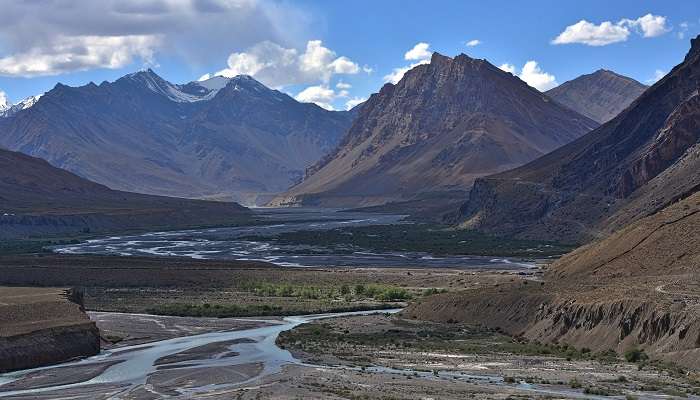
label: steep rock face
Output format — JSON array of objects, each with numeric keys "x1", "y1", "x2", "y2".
[
  {"x1": 409, "y1": 189, "x2": 700, "y2": 369},
  {"x1": 0, "y1": 288, "x2": 100, "y2": 373},
  {"x1": 459, "y1": 36, "x2": 700, "y2": 243},
  {"x1": 0, "y1": 71, "x2": 354, "y2": 205},
  {"x1": 271, "y1": 53, "x2": 597, "y2": 207},
  {"x1": 546, "y1": 70, "x2": 647, "y2": 123},
  {"x1": 0, "y1": 148, "x2": 250, "y2": 239}
]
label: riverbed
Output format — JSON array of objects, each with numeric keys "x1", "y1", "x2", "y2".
[
  {"x1": 53, "y1": 208, "x2": 537, "y2": 269},
  {"x1": 0, "y1": 311, "x2": 687, "y2": 400}
]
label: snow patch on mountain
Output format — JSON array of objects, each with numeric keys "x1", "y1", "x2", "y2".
[{"x1": 0, "y1": 94, "x2": 43, "y2": 118}]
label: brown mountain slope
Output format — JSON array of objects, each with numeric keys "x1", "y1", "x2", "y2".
[
  {"x1": 406, "y1": 191, "x2": 700, "y2": 368},
  {"x1": 0, "y1": 148, "x2": 249, "y2": 239},
  {"x1": 0, "y1": 72, "x2": 354, "y2": 206},
  {"x1": 270, "y1": 53, "x2": 597, "y2": 207},
  {"x1": 459, "y1": 36, "x2": 700, "y2": 243},
  {"x1": 546, "y1": 69, "x2": 647, "y2": 123}
]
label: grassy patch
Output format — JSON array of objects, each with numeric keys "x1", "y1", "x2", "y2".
[
  {"x1": 241, "y1": 223, "x2": 575, "y2": 258},
  {"x1": 239, "y1": 282, "x2": 436, "y2": 302},
  {"x1": 145, "y1": 302, "x2": 400, "y2": 318},
  {"x1": 0, "y1": 239, "x2": 81, "y2": 255}
]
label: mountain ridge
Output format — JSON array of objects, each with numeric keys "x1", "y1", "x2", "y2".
[
  {"x1": 270, "y1": 52, "x2": 598, "y2": 207},
  {"x1": 458, "y1": 35, "x2": 700, "y2": 243},
  {"x1": 0, "y1": 70, "x2": 354, "y2": 205},
  {"x1": 545, "y1": 69, "x2": 647, "y2": 123}
]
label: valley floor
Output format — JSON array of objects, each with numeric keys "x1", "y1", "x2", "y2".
[
  {"x1": 0, "y1": 254, "x2": 533, "y2": 317},
  {"x1": 1, "y1": 309, "x2": 697, "y2": 399}
]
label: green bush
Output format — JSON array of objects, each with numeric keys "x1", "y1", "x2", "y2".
[{"x1": 624, "y1": 348, "x2": 648, "y2": 363}]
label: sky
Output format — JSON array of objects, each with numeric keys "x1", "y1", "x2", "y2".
[{"x1": 0, "y1": 0, "x2": 698, "y2": 110}]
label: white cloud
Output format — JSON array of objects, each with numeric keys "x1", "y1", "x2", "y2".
[
  {"x1": 0, "y1": 90, "x2": 8, "y2": 109},
  {"x1": 499, "y1": 61, "x2": 558, "y2": 91},
  {"x1": 336, "y1": 81, "x2": 352, "y2": 89},
  {"x1": 499, "y1": 63, "x2": 516, "y2": 74},
  {"x1": 404, "y1": 42, "x2": 432, "y2": 61},
  {"x1": 214, "y1": 40, "x2": 360, "y2": 88},
  {"x1": 383, "y1": 59, "x2": 431, "y2": 84},
  {"x1": 519, "y1": 61, "x2": 558, "y2": 91},
  {"x1": 0, "y1": 35, "x2": 160, "y2": 77},
  {"x1": 362, "y1": 65, "x2": 374, "y2": 74},
  {"x1": 329, "y1": 56, "x2": 360, "y2": 74},
  {"x1": 0, "y1": 0, "x2": 310, "y2": 77},
  {"x1": 295, "y1": 85, "x2": 338, "y2": 110},
  {"x1": 647, "y1": 69, "x2": 666, "y2": 84},
  {"x1": 552, "y1": 14, "x2": 670, "y2": 46},
  {"x1": 384, "y1": 42, "x2": 433, "y2": 84},
  {"x1": 624, "y1": 14, "x2": 671, "y2": 38},
  {"x1": 345, "y1": 97, "x2": 366, "y2": 110},
  {"x1": 552, "y1": 20, "x2": 630, "y2": 46},
  {"x1": 466, "y1": 39, "x2": 481, "y2": 47}
]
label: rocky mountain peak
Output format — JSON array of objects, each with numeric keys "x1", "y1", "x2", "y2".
[
  {"x1": 686, "y1": 34, "x2": 700, "y2": 61},
  {"x1": 271, "y1": 51, "x2": 597, "y2": 208}
]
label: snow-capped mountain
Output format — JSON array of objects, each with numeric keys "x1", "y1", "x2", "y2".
[
  {"x1": 0, "y1": 69, "x2": 355, "y2": 205},
  {"x1": 0, "y1": 94, "x2": 42, "y2": 118},
  {"x1": 125, "y1": 69, "x2": 238, "y2": 103}
]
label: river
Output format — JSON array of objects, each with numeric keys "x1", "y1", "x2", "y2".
[
  {"x1": 0, "y1": 310, "x2": 667, "y2": 400},
  {"x1": 53, "y1": 208, "x2": 536, "y2": 269}
]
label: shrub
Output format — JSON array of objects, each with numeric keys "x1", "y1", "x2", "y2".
[{"x1": 624, "y1": 348, "x2": 648, "y2": 363}]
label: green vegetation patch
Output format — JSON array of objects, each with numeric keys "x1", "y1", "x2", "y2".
[
  {"x1": 241, "y1": 223, "x2": 575, "y2": 258},
  {"x1": 145, "y1": 302, "x2": 401, "y2": 318}
]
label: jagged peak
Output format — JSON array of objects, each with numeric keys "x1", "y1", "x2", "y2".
[
  {"x1": 430, "y1": 52, "x2": 451, "y2": 64},
  {"x1": 686, "y1": 34, "x2": 700, "y2": 61}
]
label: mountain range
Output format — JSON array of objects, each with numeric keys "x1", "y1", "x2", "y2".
[
  {"x1": 271, "y1": 53, "x2": 599, "y2": 207},
  {"x1": 0, "y1": 71, "x2": 355, "y2": 205},
  {"x1": 545, "y1": 69, "x2": 647, "y2": 123},
  {"x1": 459, "y1": 36, "x2": 700, "y2": 243}
]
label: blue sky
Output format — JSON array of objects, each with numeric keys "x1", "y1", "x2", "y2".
[{"x1": 0, "y1": 0, "x2": 698, "y2": 110}]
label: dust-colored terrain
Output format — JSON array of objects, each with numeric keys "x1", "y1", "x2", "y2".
[
  {"x1": 275, "y1": 314, "x2": 700, "y2": 399},
  {"x1": 0, "y1": 254, "x2": 529, "y2": 316},
  {"x1": 0, "y1": 287, "x2": 99, "y2": 372},
  {"x1": 409, "y1": 191, "x2": 700, "y2": 370}
]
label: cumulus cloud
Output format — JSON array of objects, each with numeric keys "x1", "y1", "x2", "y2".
[
  {"x1": 0, "y1": 0, "x2": 310, "y2": 77},
  {"x1": 466, "y1": 39, "x2": 481, "y2": 47},
  {"x1": 624, "y1": 14, "x2": 671, "y2": 37},
  {"x1": 295, "y1": 85, "x2": 337, "y2": 110},
  {"x1": 336, "y1": 81, "x2": 352, "y2": 90},
  {"x1": 499, "y1": 61, "x2": 558, "y2": 91},
  {"x1": 552, "y1": 20, "x2": 630, "y2": 46},
  {"x1": 0, "y1": 35, "x2": 160, "y2": 76},
  {"x1": 499, "y1": 63, "x2": 516, "y2": 74},
  {"x1": 404, "y1": 42, "x2": 431, "y2": 60},
  {"x1": 214, "y1": 40, "x2": 360, "y2": 88},
  {"x1": 384, "y1": 42, "x2": 433, "y2": 84},
  {"x1": 345, "y1": 97, "x2": 366, "y2": 110},
  {"x1": 552, "y1": 13, "x2": 670, "y2": 46}
]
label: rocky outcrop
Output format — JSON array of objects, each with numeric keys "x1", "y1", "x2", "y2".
[
  {"x1": 411, "y1": 190, "x2": 700, "y2": 369},
  {"x1": 271, "y1": 52, "x2": 597, "y2": 207},
  {"x1": 546, "y1": 69, "x2": 647, "y2": 123},
  {"x1": 0, "y1": 288, "x2": 100, "y2": 372},
  {"x1": 458, "y1": 35, "x2": 700, "y2": 243},
  {"x1": 0, "y1": 323, "x2": 100, "y2": 373}
]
